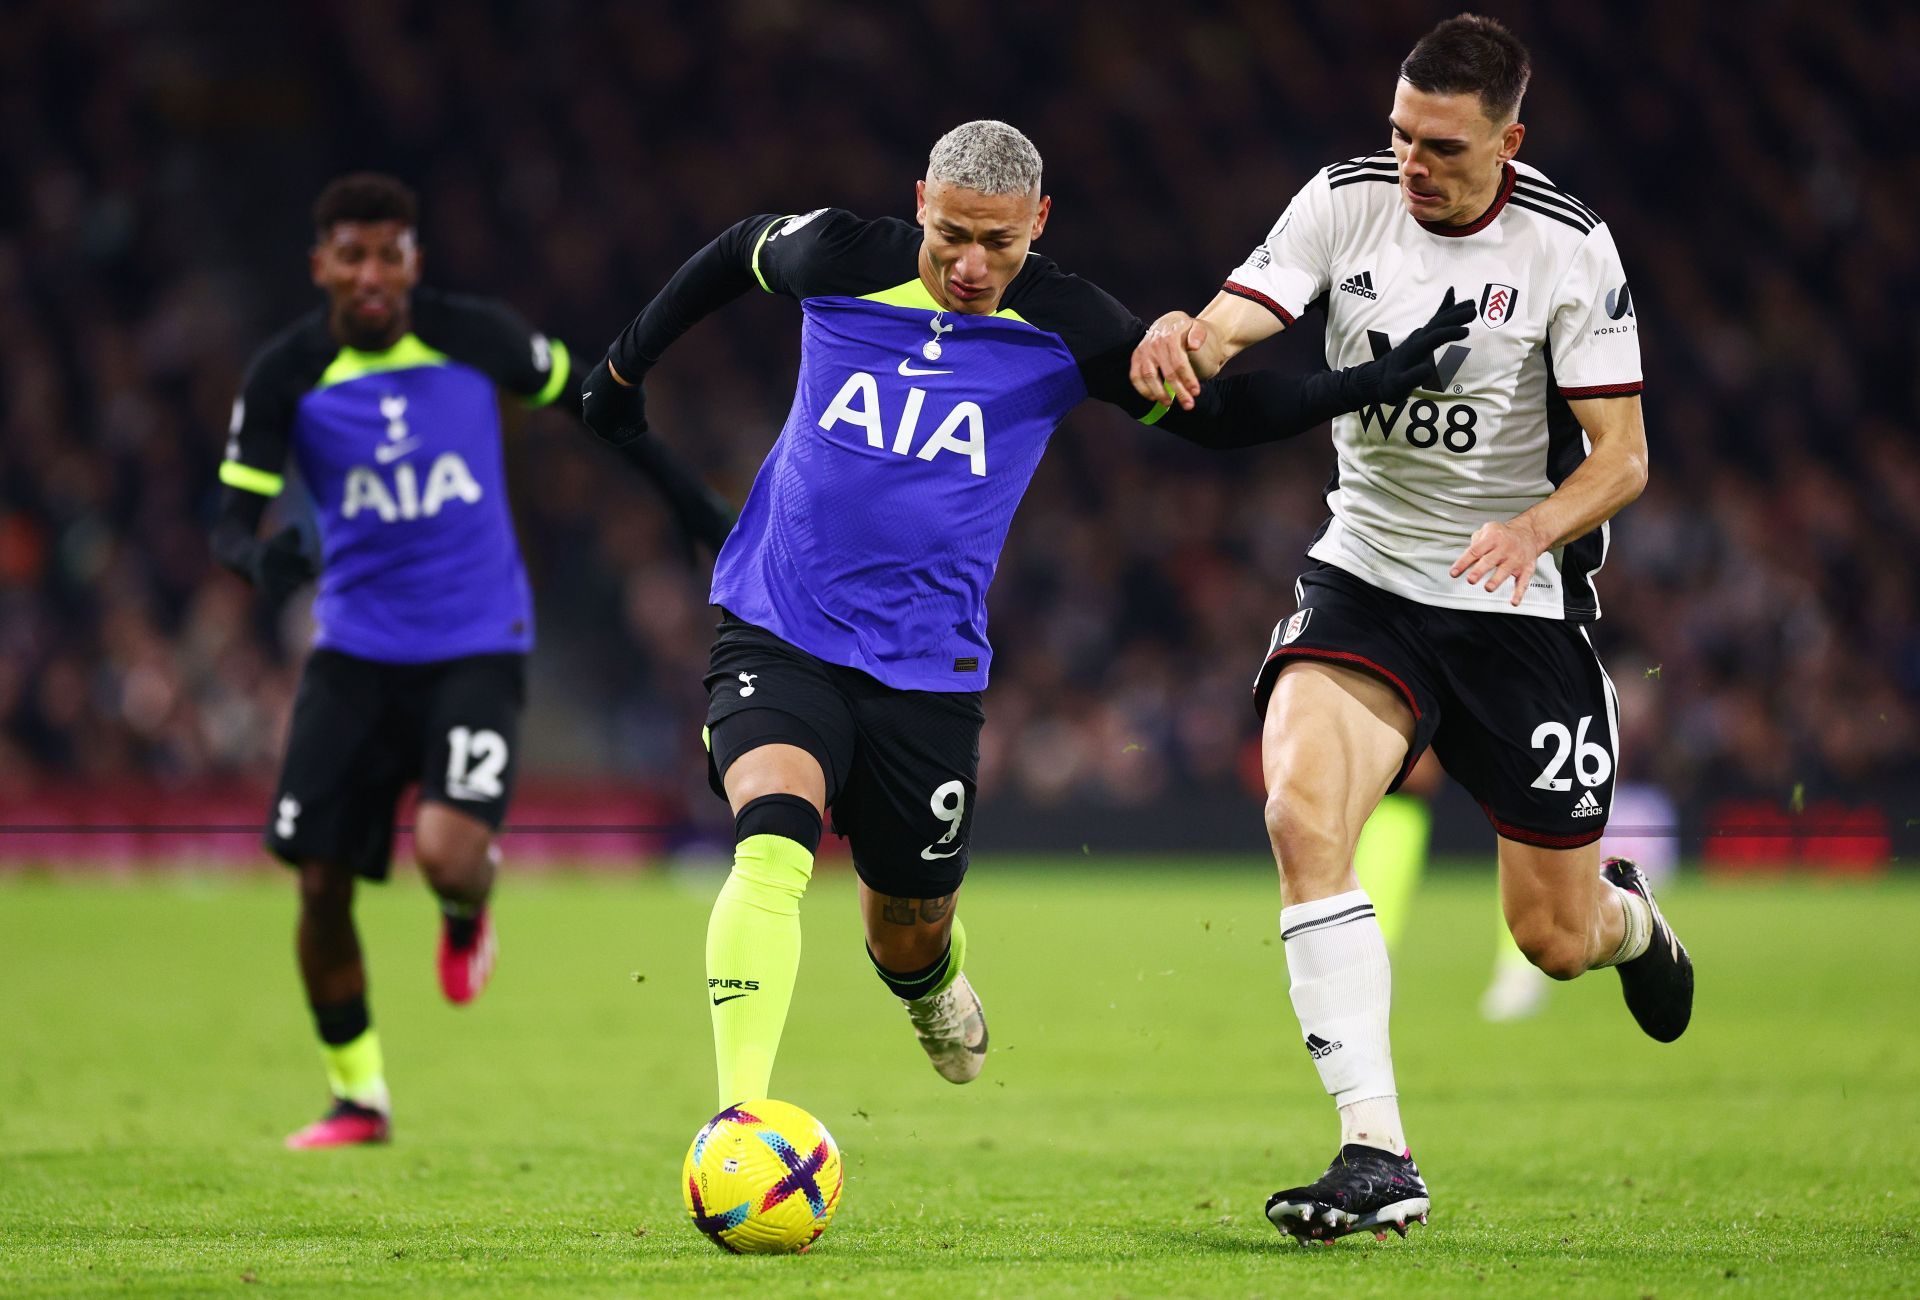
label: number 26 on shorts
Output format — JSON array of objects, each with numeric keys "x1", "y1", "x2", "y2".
[{"x1": 1529, "y1": 714, "x2": 1611, "y2": 791}]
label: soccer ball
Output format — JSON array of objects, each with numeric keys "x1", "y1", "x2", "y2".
[{"x1": 682, "y1": 1099, "x2": 844, "y2": 1254}]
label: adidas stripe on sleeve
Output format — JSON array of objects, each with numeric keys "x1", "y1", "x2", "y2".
[{"x1": 1222, "y1": 170, "x2": 1335, "y2": 327}]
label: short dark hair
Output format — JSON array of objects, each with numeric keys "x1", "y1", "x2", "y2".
[
  {"x1": 312, "y1": 172, "x2": 418, "y2": 238},
  {"x1": 1400, "y1": 14, "x2": 1532, "y2": 124}
]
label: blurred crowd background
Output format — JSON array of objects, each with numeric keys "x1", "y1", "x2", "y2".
[{"x1": 2, "y1": 0, "x2": 1915, "y2": 851}]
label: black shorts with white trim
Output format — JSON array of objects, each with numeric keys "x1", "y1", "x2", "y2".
[
  {"x1": 267, "y1": 649, "x2": 526, "y2": 879},
  {"x1": 1253, "y1": 562, "x2": 1620, "y2": 848},
  {"x1": 703, "y1": 611, "x2": 985, "y2": 898}
]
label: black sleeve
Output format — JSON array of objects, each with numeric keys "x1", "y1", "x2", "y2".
[
  {"x1": 605, "y1": 209, "x2": 876, "y2": 381},
  {"x1": 217, "y1": 327, "x2": 311, "y2": 502},
  {"x1": 611, "y1": 438, "x2": 736, "y2": 555},
  {"x1": 605, "y1": 216, "x2": 769, "y2": 380},
  {"x1": 1013, "y1": 264, "x2": 1373, "y2": 449},
  {"x1": 210, "y1": 349, "x2": 290, "y2": 584},
  {"x1": 1079, "y1": 328, "x2": 1367, "y2": 450},
  {"x1": 210, "y1": 317, "x2": 335, "y2": 586},
  {"x1": 1155, "y1": 367, "x2": 1368, "y2": 448},
  {"x1": 411, "y1": 290, "x2": 574, "y2": 408},
  {"x1": 209, "y1": 487, "x2": 270, "y2": 579}
]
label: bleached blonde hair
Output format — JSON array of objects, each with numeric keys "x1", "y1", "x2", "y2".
[{"x1": 926, "y1": 120, "x2": 1043, "y2": 196}]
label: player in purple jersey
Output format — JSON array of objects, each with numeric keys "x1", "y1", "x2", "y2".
[
  {"x1": 212, "y1": 174, "x2": 728, "y2": 1149},
  {"x1": 580, "y1": 121, "x2": 1473, "y2": 1116}
]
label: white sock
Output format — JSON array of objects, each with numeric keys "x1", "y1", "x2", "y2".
[
  {"x1": 1282, "y1": 889, "x2": 1405, "y2": 1154},
  {"x1": 1593, "y1": 884, "x2": 1652, "y2": 968}
]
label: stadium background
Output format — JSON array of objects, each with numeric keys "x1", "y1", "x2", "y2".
[{"x1": 1, "y1": 0, "x2": 1914, "y2": 869}]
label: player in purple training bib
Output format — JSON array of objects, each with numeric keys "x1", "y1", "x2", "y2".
[
  {"x1": 581, "y1": 121, "x2": 1472, "y2": 1117},
  {"x1": 212, "y1": 173, "x2": 728, "y2": 1150}
]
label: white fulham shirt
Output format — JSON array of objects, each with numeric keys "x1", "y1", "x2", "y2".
[{"x1": 1226, "y1": 152, "x2": 1643, "y2": 620}]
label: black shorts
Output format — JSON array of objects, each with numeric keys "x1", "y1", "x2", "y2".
[
  {"x1": 1253, "y1": 563, "x2": 1620, "y2": 848},
  {"x1": 704, "y1": 613, "x2": 984, "y2": 898},
  {"x1": 267, "y1": 649, "x2": 526, "y2": 879}
]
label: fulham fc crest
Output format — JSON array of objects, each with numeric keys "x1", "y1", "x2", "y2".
[
  {"x1": 1280, "y1": 607, "x2": 1313, "y2": 646},
  {"x1": 1478, "y1": 282, "x2": 1519, "y2": 329}
]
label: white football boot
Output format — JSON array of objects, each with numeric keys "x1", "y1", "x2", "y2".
[{"x1": 902, "y1": 973, "x2": 988, "y2": 1083}]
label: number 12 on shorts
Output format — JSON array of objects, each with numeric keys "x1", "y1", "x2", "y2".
[
  {"x1": 446, "y1": 725, "x2": 508, "y2": 801},
  {"x1": 1530, "y1": 715, "x2": 1612, "y2": 791}
]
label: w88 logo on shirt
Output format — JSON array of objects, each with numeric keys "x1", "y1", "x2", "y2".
[{"x1": 1359, "y1": 328, "x2": 1478, "y2": 453}]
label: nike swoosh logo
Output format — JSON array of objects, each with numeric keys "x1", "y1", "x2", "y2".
[
  {"x1": 920, "y1": 843, "x2": 963, "y2": 861},
  {"x1": 711, "y1": 994, "x2": 749, "y2": 1005},
  {"x1": 374, "y1": 439, "x2": 420, "y2": 463},
  {"x1": 898, "y1": 360, "x2": 952, "y2": 377}
]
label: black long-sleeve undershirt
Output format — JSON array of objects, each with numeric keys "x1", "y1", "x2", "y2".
[
  {"x1": 1152, "y1": 362, "x2": 1373, "y2": 450},
  {"x1": 608, "y1": 219, "x2": 765, "y2": 384},
  {"x1": 612, "y1": 215, "x2": 1380, "y2": 454},
  {"x1": 209, "y1": 487, "x2": 269, "y2": 581}
]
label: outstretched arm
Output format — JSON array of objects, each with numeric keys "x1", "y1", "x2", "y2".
[
  {"x1": 581, "y1": 366, "x2": 736, "y2": 554},
  {"x1": 604, "y1": 217, "x2": 774, "y2": 384},
  {"x1": 1144, "y1": 296, "x2": 1476, "y2": 449},
  {"x1": 581, "y1": 217, "x2": 791, "y2": 553},
  {"x1": 1130, "y1": 292, "x2": 1292, "y2": 410}
]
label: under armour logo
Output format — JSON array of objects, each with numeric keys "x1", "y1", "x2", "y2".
[
  {"x1": 923, "y1": 315, "x2": 953, "y2": 361},
  {"x1": 738, "y1": 672, "x2": 759, "y2": 698},
  {"x1": 275, "y1": 796, "x2": 300, "y2": 839}
]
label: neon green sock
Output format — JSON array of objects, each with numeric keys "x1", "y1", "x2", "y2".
[
  {"x1": 868, "y1": 915, "x2": 969, "y2": 1000},
  {"x1": 321, "y1": 1029, "x2": 388, "y2": 1112},
  {"x1": 706, "y1": 833, "x2": 814, "y2": 1108},
  {"x1": 1353, "y1": 793, "x2": 1431, "y2": 952},
  {"x1": 925, "y1": 916, "x2": 967, "y2": 1000}
]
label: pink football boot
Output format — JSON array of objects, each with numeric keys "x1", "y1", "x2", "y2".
[
  {"x1": 284, "y1": 1098, "x2": 391, "y2": 1149},
  {"x1": 438, "y1": 907, "x2": 497, "y2": 1005}
]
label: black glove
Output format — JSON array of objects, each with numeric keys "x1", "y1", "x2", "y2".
[
  {"x1": 1360, "y1": 291, "x2": 1477, "y2": 405},
  {"x1": 581, "y1": 357, "x2": 648, "y2": 447},
  {"x1": 250, "y1": 525, "x2": 317, "y2": 603},
  {"x1": 579, "y1": 356, "x2": 735, "y2": 554}
]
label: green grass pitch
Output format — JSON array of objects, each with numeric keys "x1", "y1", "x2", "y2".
[{"x1": 2, "y1": 862, "x2": 1916, "y2": 1297}]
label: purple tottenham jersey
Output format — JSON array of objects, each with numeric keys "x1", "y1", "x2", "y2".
[
  {"x1": 295, "y1": 358, "x2": 530, "y2": 659},
  {"x1": 221, "y1": 291, "x2": 571, "y2": 663},
  {"x1": 710, "y1": 211, "x2": 1158, "y2": 690}
]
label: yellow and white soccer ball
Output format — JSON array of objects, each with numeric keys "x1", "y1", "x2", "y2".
[{"x1": 682, "y1": 1099, "x2": 844, "y2": 1254}]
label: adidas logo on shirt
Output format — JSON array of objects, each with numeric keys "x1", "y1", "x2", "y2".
[
  {"x1": 1572, "y1": 790, "x2": 1604, "y2": 818},
  {"x1": 1338, "y1": 270, "x2": 1377, "y2": 300}
]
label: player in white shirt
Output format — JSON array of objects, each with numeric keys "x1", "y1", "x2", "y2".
[{"x1": 1131, "y1": 14, "x2": 1693, "y2": 1245}]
